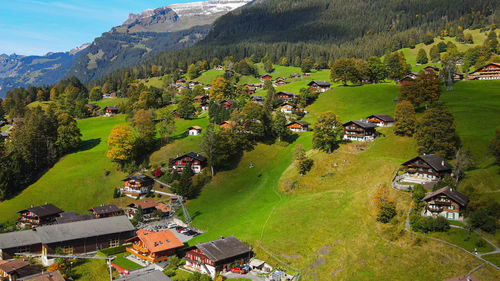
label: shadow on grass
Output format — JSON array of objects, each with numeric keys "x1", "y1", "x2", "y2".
[{"x1": 78, "y1": 138, "x2": 101, "y2": 152}]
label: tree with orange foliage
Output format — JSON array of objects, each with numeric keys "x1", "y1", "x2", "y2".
[
  {"x1": 106, "y1": 125, "x2": 134, "y2": 166},
  {"x1": 209, "y1": 76, "x2": 233, "y2": 102}
]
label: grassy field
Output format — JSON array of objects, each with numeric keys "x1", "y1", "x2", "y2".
[
  {"x1": 112, "y1": 253, "x2": 143, "y2": 270},
  {"x1": 195, "y1": 70, "x2": 224, "y2": 85},
  {"x1": 73, "y1": 259, "x2": 111, "y2": 281},
  {"x1": 93, "y1": 98, "x2": 127, "y2": 109},
  {"x1": 0, "y1": 115, "x2": 128, "y2": 222},
  {"x1": 426, "y1": 228, "x2": 495, "y2": 253},
  {"x1": 483, "y1": 253, "x2": 500, "y2": 267}
]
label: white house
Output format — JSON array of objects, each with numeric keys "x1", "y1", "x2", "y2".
[{"x1": 188, "y1": 126, "x2": 202, "y2": 136}]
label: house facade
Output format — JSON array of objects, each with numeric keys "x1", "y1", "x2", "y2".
[
  {"x1": 342, "y1": 120, "x2": 377, "y2": 142},
  {"x1": 89, "y1": 204, "x2": 124, "y2": 219},
  {"x1": 185, "y1": 236, "x2": 252, "y2": 278},
  {"x1": 126, "y1": 199, "x2": 170, "y2": 219},
  {"x1": 422, "y1": 186, "x2": 469, "y2": 221},
  {"x1": 366, "y1": 114, "x2": 394, "y2": 127},
  {"x1": 260, "y1": 74, "x2": 272, "y2": 81},
  {"x1": 0, "y1": 259, "x2": 41, "y2": 281},
  {"x1": 250, "y1": 96, "x2": 264, "y2": 105},
  {"x1": 121, "y1": 175, "x2": 155, "y2": 198},
  {"x1": 277, "y1": 91, "x2": 298, "y2": 101},
  {"x1": 170, "y1": 152, "x2": 207, "y2": 174},
  {"x1": 468, "y1": 62, "x2": 500, "y2": 80},
  {"x1": 307, "y1": 81, "x2": 331, "y2": 92},
  {"x1": 400, "y1": 154, "x2": 452, "y2": 183},
  {"x1": 188, "y1": 126, "x2": 202, "y2": 136},
  {"x1": 280, "y1": 103, "x2": 295, "y2": 114},
  {"x1": 126, "y1": 229, "x2": 183, "y2": 264},
  {"x1": 286, "y1": 121, "x2": 309, "y2": 132},
  {"x1": 104, "y1": 106, "x2": 119, "y2": 117},
  {"x1": 17, "y1": 204, "x2": 63, "y2": 228}
]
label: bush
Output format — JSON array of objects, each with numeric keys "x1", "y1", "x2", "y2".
[
  {"x1": 163, "y1": 268, "x2": 176, "y2": 277},
  {"x1": 411, "y1": 216, "x2": 450, "y2": 233},
  {"x1": 377, "y1": 202, "x2": 397, "y2": 223},
  {"x1": 97, "y1": 245, "x2": 128, "y2": 257},
  {"x1": 468, "y1": 209, "x2": 497, "y2": 234},
  {"x1": 412, "y1": 185, "x2": 425, "y2": 202}
]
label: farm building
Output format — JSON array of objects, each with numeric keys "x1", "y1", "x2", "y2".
[
  {"x1": 185, "y1": 236, "x2": 252, "y2": 278},
  {"x1": 366, "y1": 114, "x2": 394, "y2": 127},
  {"x1": 17, "y1": 204, "x2": 63, "y2": 228},
  {"x1": 121, "y1": 174, "x2": 155, "y2": 198},
  {"x1": 342, "y1": 120, "x2": 377, "y2": 142},
  {"x1": 400, "y1": 154, "x2": 452, "y2": 184},
  {"x1": 422, "y1": 186, "x2": 469, "y2": 221},
  {"x1": 170, "y1": 152, "x2": 207, "y2": 174},
  {"x1": 219, "y1": 120, "x2": 236, "y2": 130},
  {"x1": 126, "y1": 229, "x2": 183, "y2": 264},
  {"x1": 286, "y1": 121, "x2": 310, "y2": 132},
  {"x1": 307, "y1": 80, "x2": 331, "y2": 92},
  {"x1": 23, "y1": 270, "x2": 65, "y2": 281},
  {"x1": 188, "y1": 126, "x2": 202, "y2": 136},
  {"x1": 194, "y1": 95, "x2": 209, "y2": 104},
  {"x1": 0, "y1": 216, "x2": 135, "y2": 266},
  {"x1": 89, "y1": 204, "x2": 124, "y2": 218}
]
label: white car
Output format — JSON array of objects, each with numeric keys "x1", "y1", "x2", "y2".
[
  {"x1": 180, "y1": 228, "x2": 190, "y2": 234},
  {"x1": 167, "y1": 223, "x2": 177, "y2": 229}
]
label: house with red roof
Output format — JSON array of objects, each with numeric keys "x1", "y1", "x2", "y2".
[{"x1": 126, "y1": 229, "x2": 183, "y2": 263}]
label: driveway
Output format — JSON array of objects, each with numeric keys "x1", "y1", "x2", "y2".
[{"x1": 223, "y1": 272, "x2": 265, "y2": 281}]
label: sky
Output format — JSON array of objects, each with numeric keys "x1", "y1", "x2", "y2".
[{"x1": 0, "y1": 0, "x2": 203, "y2": 56}]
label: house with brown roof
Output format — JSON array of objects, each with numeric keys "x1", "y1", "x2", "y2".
[
  {"x1": 23, "y1": 270, "x2": 65, "y2": 281},
  {"x1": 280, "y1": 103, "x2": 296, "y2": 114},
  {"x1": 307, "y1": 80, "x2": 331, "y2": 92},
  {"x1": 185, "y1": 236, "x2": 252, "y2": 278},
  {"x1": 366, "y1": 114, "x2": 395, "y2": 127},
  {"x1": 104, "y1": 106, "x2": 119, "y2": 117},
  {"x1": 468, "y1": 62, "x2": 500, "y2": 80},
  {"x1": 170, "y1": 152, "x2": 207, "y2": 174},
  {"x1": 286, "y1": 121, "x2": 310, "y2": 132},
  {"x1": 260, "y1": 74, "x2": 272, "y2": 81},
  {"x1": 17, "y1": 204, "x2": 63, "y2": 228},
  {"x1": 188, "y1": 126, "x2": 202, "y2": 136},
  {"x1": 0, "y1": 259, "x2": 42, "y2": 281},
  {"x1": 126, "y1": 199, "x2": 170, "y2": 219},
  {"x1": 89, "y1": 204, "x2": 124, "y2": 218},
  {"x1": 422, "y1": 186, "x2": 469, "y2": 221},
  {"x1": 276, "y1": 91, "x2": 298, "y2": 101},
  {"x1": 55, "y1": 211, "x2": 96, "y2": 224},
  {"x1": 126, "y1": 229, "x2": 183, "y2": 264},
  {"x1": 342, "y1": 120, "x2": 377, "y2": 142},
  {"x1": 121, "y1": 174, "x2": 155, "y2": 198},
  {"x1": 400, "y1": 154, "x2": 453, "y2": 184},
  {"x1": 219, "y1": 120, "x2": 236, "y2": 130}
]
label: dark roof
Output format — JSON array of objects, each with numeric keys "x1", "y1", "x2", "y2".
[
  {"x1": 424, "y1": 65, "x2": 440, "y2": 71},
  {"x1": 308, "y1": 80, "x2": 331, "y2": 87},
  {"x1": 287, "y1": 120, "x2": 310, "y2": 127},
  {"x1": 170, "y1": 152, "x2": 207, "y2": 164},
  {"x1": 367, "y1": 114, "x2": 395, "y2": 122},
  {"x1": 251, "y1": 95, "x2": 264, "y2": 101},
  {"x1": 122, "y1": 174, "x2": 154, "y2": 184},
  {"x1": 90, "y1": 204, "x2": 122, "y2": 216},
  {"x1": 196, "y1": 236, "x2": 251, "y2": 262},
  {"x1": 55, "y1": 212, "x2": 96, "y2": 224},
  {"x1": 343, "y1": 120, "x2": 377, "y2": 129},
  {"x1": 402, "y1": 154, "x2": 453, "y2": 172},
  {"x1": 0, "y1": 259, "x2": 29, "y2": 273},
  {"x1": 105, "y1": 106, "x2": 119, "y2": 111},
  {"x1": 115, "y1": 270, "x2": 172, "y2": 281},
  {"x1": 422, "y1": 186, "x2": 469, "y2": 207},
  {"x1": 23, "y1": 270, "x2": 65, "y2": 281},
  {"x1": 0, "y1": 229, "x2": 41, "y2": 249},
  {"x1": 17, "y1": 204, "x2": 63, "y2": 217},
  {"x1": 277, "y1": 91, "x2": 298, "y2": 97}
]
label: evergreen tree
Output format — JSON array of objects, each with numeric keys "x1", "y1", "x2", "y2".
[
  {"x1": 416, "y1": 103, "x2": 460, "y2": 158},
  {"x1": 312, "y1": 111, "x2": 344, "y2": 153},
  {"x1": 272, "y1": 111, "x2": 290, "y2": 142},
  {"x1": 156, "y1": 107, "x2": 176, "y2": 144},
  {"x1": 264, "y1": 86, "x2": 278, "y2": 111},
  {"x1": 416, "y1": 49, "x2": 428, "y2": 64},
  {"x1": 55, "y1": 113, "x2": 82, "y2": 155},
  {"x1": 200, "y1": 124, "x2": 219, "y2": 176},
  {"x1": 178, "y1": 164, "x2": 195, "y2": 199},
  {"x1": 394, "y1": 100, "x2": 416, "y2": 136}
]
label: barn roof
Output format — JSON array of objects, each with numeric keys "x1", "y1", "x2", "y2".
[
  {"x1": 170, "y1": 152, "x2": 207, "y2": 163},
  {"x1": 196, "y1": 236, "x2": 251, "y2": 262},
  {"x1": 308, "y1": 80, "x2": 331, "y2": 87}
]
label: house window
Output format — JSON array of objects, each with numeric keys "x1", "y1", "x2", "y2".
[
  {"x1": 109, "y1": 238, "x2": 120, "y2": 248},
  {"x1": 17, "y1": 246, "x2": 29, "y2": 254},
  {"x1": 61, "y1": 246, "x2": 74, "y2": 255}
]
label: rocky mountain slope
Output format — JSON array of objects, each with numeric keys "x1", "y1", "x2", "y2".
[{"x1": 64, "y1": 0, "x2": 252, "y2": 83}]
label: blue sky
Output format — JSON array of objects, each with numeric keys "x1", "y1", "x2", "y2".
[{"x1": 0, "y1": 0, "x2": 201, "y2": 56}]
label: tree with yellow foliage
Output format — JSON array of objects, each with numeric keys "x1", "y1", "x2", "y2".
[
  {"x1": 209, "y1": 76, "x2": 233, "y2": 102},
  {"x1": 106, "y1": 125, "x2": 135, "y2": 166}
]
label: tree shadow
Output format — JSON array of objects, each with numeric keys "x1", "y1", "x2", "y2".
[
  {"x1": 78, "y1": 138, "x2": 101, "y2": 152},
  {"x1": 190, "y1": 210, "x2": 202, "y2": 220}
]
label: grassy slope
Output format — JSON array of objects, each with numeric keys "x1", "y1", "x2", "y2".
[
  {"x1": 0, "y1": 115, "x2": 127, "y2": 222},
  {"x1": 93, "y1": 98, "x2": 127, "y2": 109}
]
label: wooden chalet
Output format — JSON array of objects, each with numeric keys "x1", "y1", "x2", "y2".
[
  {"x1": 286, "y1": 121, "x2": 310, "y2": 132},
  {"x1": 423, "y1": 66, "x2": 440, "y2": 73},
  {"x1": 17, "y1": 204, "x2": 63, "y2": 228},
  {"x1": 366, "y1": 114, "x2": 394, "y2": 127},
  {"x1": 280, "y1": 103, "x2": 296, "y2": 114},
  {"x1": 104, "y1": 106, "x2": 119, "y2": 117},
  {"x1": 185, "y1": 236, "x2": 252, "y2": 278},
  {"x1": 175, "y1": 79, "x2": 186, "y2": 85},
  {"x1": 219, "y1": 120, "x2": 236, "y2": 130},
  {"x1": 307, "y1": 80, "x2": 331, "y2": 92},
  {"x1": 453, "y1": 73, "x2": 464, "y2": 81},
  {"x1": 277, "y1": 91, "x2": 298, "y2": 101},
  {"x1": 422, "y1": 186, "x2": 469, "y2": 221},
  {"x1": 126, "y1": 199, "x2": 169, "y2": 219},
  {"x1": 400, "y1": 154, "x2": 452, "y2": 183},
  {"x1": 121, "y1": 174, "x2": 155, "y2": 198},
  {"x1": 399, "y1": 72, "x2": 419, "y2": 85},
  {"x1": 23, "y1": 270, "x2": 65, "y2": 281},
  {"x1": 243, "y1": 84, "x2": 257, "y2": 94},
  {"x1": 126, "y1": 229, "x2": 183, "y2": 264},
  {"x1": 0, "y1": 259, "x2": 42, "y2": 281},
  {"x1": 0, "y1": 216, "x2": 135, "y2": 266},
  {"x1": 342, "y1": 120, "x2": 377, "y2": 142},
  {"x1": 468, "y1": 62, "x2": 500, "y2": 80},
  {"x1": 194, "y1": 95, "x2": 209, "y2": 104},
  {"x1": 250, "y1": 95, "x2": 264, "y2": 105},
  {"x1": 170, "y1": 152, "x2": 207, "y2": 174},
  {"x1": 89, "y1": 204, "x2": 124, "y2": 219},
  {"x1": 188, "y1": 126, "x2": 202, "y2": 136},
  {"x1": 275, "y1": 80, "x2": 287, "y2": 86},
  {"x1": 260, "y1": 74, "x2": 272, "y2": 81}
]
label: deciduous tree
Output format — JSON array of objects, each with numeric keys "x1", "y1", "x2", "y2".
[
  {"x1": 177, "y1": 96, "x2": 196, "y2": 119},
  {"x1": 312, "y1": 111, "x2": 344, "y2": 153},
  {"x1": 209, "y1": 76, "x2": 233, "y2": 102},
  {"x1": 416, "y1": 48, "x2": 428, "y2": 64},
  {"x1": 385, "y1": 52, "x2": 411, "y2": 82},
  {"x1": 156, "y1": 107, "x2": 176, "y2": 144},
  {"x1": 106, "y1": 125, "x2": 135, "y2": 165},
  {"x1": 55, "y1": 113, "x2": 81, "y2": 155},
  {"x1": 394, "y1": 100, "x2": 416, "y2": 136},
  {"x1": 272, "y1": 111, "x2": 290, "y2": 142},
  {"x1": 89, "y1": 86, "x2": 102, "y2": 101}
]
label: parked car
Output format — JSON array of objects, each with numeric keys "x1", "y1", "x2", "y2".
[
  {"x1": 186, "y1": 230, "x2": 198, "y2": 236},
  {"x1": 167, "y1": 223, "x2": 177, "y2": 228},
  {"x1": 176, "y1": 227, "x2": 185, "y2": 233},
  {"x1": 231, "y1": 266, "x2": 248, "y2": 274},
  {"x1": 180, "y1": 228, "x2": 190, "y2": 234}
]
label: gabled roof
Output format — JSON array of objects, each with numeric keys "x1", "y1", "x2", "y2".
[
  {"x1": 366, "y1": 114, "x2": 395, "y2": 122},
  {"x1": 105, "y1": 106, "x2": 119, "y2": 111},
  {"x1": 90, "y1": 204, "x2": 122, "y2": 216},
  {"x1": 424, "y1": 65, "x2": 440, "y2": 71},
  {"x1": 128, "y1": 199, "x2": 159, "y2": 210},
  {"x1": 470, "y1": 62, "x2": 500, "y2": 74},
  {"x1": 0, "y1": 229, "x2": 41, "y2": 249},
  {"x1": 188, "y1": 126, "x2": 202, "y2": 130},
  {"x1": 170, "y1": 152, "x2": 207, "y2": 163},
  {"x1": 24, "y1": 271, "x2": 65, "y2": 281},
  {"x1": 17, "y1": 204, "x2": 63, "y2": 217},
  {"x1": 402, "y1": 154, "x2": 452, "y2": 172},
  {"x1": 35, "y1": 216, "x2": 134, "y2": 244},
  {"x1": 135, "y1": 229, "x2": 183, "y2": 253},
  {"x1": 56, "y1": 212, "x2": 96, "y2": 224},
  {"x1": 287, "y1": 120, "x2": 310, "y2": 127},
  {"x1": 277, "y1": 91, "x2": 298, "y2": 98},
  {"x1": 343, "y1": 120, "x2": 377, "y2": 129},
  {"x1": 0, "y1": 259, "x2": 29, "y2": 273},
  {"x1": 251, "y1": 95, "x2": 264, "y2": 101},
  {"x1": 308, "y1": 80, "x2": 331, "y2": 87},
  {"x1": 122, "y1": 174, "x2": 154, "y2": 184},
  {"x1": 422, "y1": 186, "x2": 469, "y2": 207},
  {"x1": 196, "y1": 236, "x2": 251, "y2": 262}
]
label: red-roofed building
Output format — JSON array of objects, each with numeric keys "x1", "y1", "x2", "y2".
[{"x1": 126, "y1": 229, "x2": 183, "y2": 263}]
